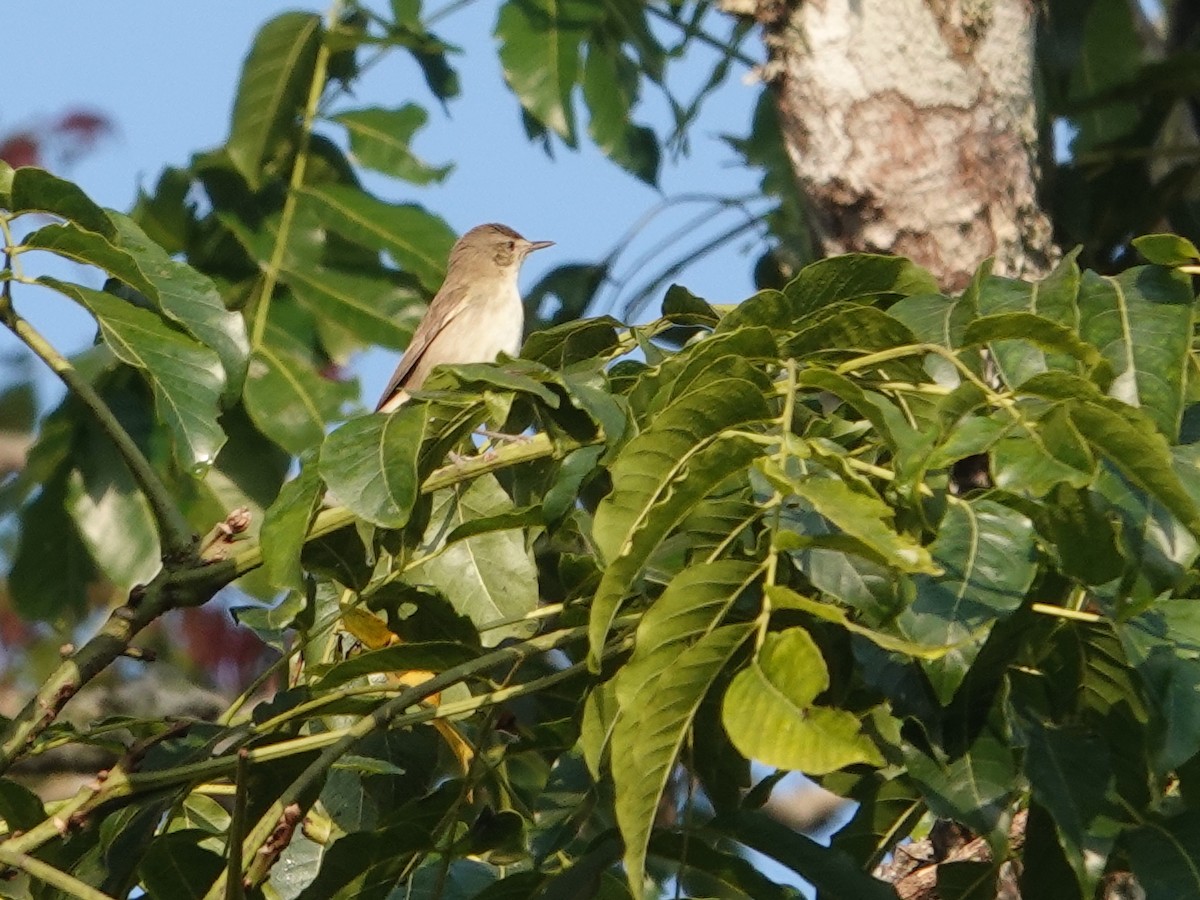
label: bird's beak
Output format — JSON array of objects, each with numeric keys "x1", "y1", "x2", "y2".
[{"x1": 527, "y1": 240, "x2": 554, "y2": 253}]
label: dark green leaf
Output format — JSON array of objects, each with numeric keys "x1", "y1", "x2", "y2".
[
  {"x1": 260, "y1": 450, "x2": 324, "y2": 590},
  {"x1": 9, "y1": 166, "x2": 114, "y2": 236},
  {"x1": 44, "y1": 278, "x2": 227, "y2": 469},
  {"x1": 613, "y1": 623, "x2": 755, "y2": 895},
  {"x1": 227, "y1": 12, "x2": 322, "y2": 189},
  {"x1": 904, "y1": 731, "x2": 1017, "y2": 848},
  {"x1": 406, "y1": 475, "x2": 539, "y2": 644},
  {"x1": 297, "y1": 184, "x2": 454, "y2": 292},
  {"x1": 582, "y1": 42, "x2": 658, "y2": 184},
  {"x1": 1133, "y1": 233, "x2": 1200, "y2": 266},
  {"x1": 9, "y1": 470, "x2": 95, "y2": 619},
  {"x1": 320, "y1": 410, "x2": 424, "y2": 528},
  {"x1": 332, "y1": 104, "x2": 453, "y2": 183},
  {"x1": 137, "y1": 830, "x2": 223, "y2": 900},
  {"x1": 1124, "y1": 811, "x2": 1200, "y2": 900},
  {"x1": 66, "y1": 417, "x2": 160, "y2": 590},
  {"x1": 708, "y1": 810, "x2": 896, "y2": 900},
  {"x1": 495, "y1": 0, "x2": 604, "y2": 143}
]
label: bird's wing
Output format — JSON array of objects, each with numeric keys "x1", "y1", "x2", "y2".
[{"x1": 374, "y1": 281, "x2": 471, "y2": 411}]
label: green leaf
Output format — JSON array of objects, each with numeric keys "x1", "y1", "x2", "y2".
[
  {"x1": 593, "y1": 374, "x2": 770, "y2": 563},
  {"x1": 44, "y1": 278, "x2": 227, "y2": 469},
  {"x1": 332, "y1": 105, "x2": 453, "y2": 183},
  {"x1": 9, "y1": 471, "x2": 95, "y2": 619},
  {"x1": 898, "y1": 498, "x2": 1037, "y2": 702},
  {"x1": 521, "y1": 316, "x2": 620, "y2": 368},
  {"x1": 971, "y1": 255, "x2": 1083, "y2": 388},
  {"x1": 904, "y1": 731, "x2": 1017, "y2": 848},
  {"x1": 107, "y1": 214, "x2": 250, "y2": 393},
  {"x1": 319, "y1": 409, "x2": 424, "y2": 529},
  {"x1": 286, "y1": 265, "x2": 423, "y2": 353},
  {"x1": 617, "y1": 560, "x2": 761, "y2": 707},
  {"x1": 316, "y1": 642, "x2": 477, "y2": 687},
  {"x1": 25, "y1": 217, "x2": 251, "y2": 395},
  {"x1": 717, "y1": 253, "x2": 936, "y2": 333},
  {"x1": 961, "y1": 313, "x2": 1108, "y2": 381},
  {"x1": 589, "y1": 430, "x2": 765, "y2": 667},
  {"x1": 1124, "y1": 811, "x2": 1200, "y2": 900},
  {"x1": 406, "y1": 475, "x2": 539, "y2": 644},
  {"x1": 1021, "y1": 372, "x2": 1200, "y2": 541},
  {"x1": 296, "y1": 784, "x2": 457, "y2": 899},
  {"x1": 613, "y1": 623, "x2": 754, "y2": 899},
  {"x1": 244, "y1": 328, "x2": 356, "y2": 456},
  {"x1": 260, "y1": 450, "x2": 324, "y2": 590},
  {"x1": 888, "y1": 291, "x2": 971, "y2": 348},
  {"x1": 1077, "y1": 267, "x2": 1194, "y2": 439},
  {"x1": 1133, "y1": 233, "x2": 1200, "y2": 266},
  {"x1": 781, "y1": 305, "x2": 919, "y2": 359},
  {"x1": 137, "y1": 830, "x2": 224, "y2": 900},
  {"x1": 1067, "y1": 0, "x2": 1140, "y2": 151},
  {"x1": 0, "y1": 779, "x2": 46, "y2": 832},
  {"x1": 8, "y1": 166, "x2": 114, "y2": 236},
  {"x1": 227, "y1": 12, "x2": 322, "y2": 189},
  {"x1": 1023, "y1": 721, "x2": 1113, "y2": 861},
  {"x1": 708, "y1": 810, "x2": 897, "y2": 900},
  {"x1": 648, "y1": 832, "x2": 794, "y2": 900},
  {"x1": 495, "y1": 0, "x2": 603, "y2": 143},
  {"x1": 296, "y1": 184, "x2": 455, "y2": 292},
  {"x1": 66, "y1": 417, "x2": 161, "y2": 590},
  {"x1": 767, "y1": 586, "x2": 948, "y2": 659},
  {"x1": 580, "y1": 679, "x2": 619, "y2": 779},
  {"x1": 991, "y1": 405, "x2": 1096, "y2": 496},
  {"x1": 722, "y1": 628, "x2": 884, "y2": 774},
  {"x1": 582, "y1": 42, "x2": 658, "y2": 184},
  {"x1": 0, "y1": 158, "x2": 13, "y2": 205},
  {"x1": 828, "y1": 773, "x2": 924, "y2": 870},
  {"x1": 788, "y1": 476, "x2": 936, "y2": 574}
]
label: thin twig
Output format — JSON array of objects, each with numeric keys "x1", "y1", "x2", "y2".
[{"x1": 0, "y1": 845, "x2": 117, "y2": 900}]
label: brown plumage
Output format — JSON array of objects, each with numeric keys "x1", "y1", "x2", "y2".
[{"x1": 376, "y1": 223, "x2": 553, "y2": 412}]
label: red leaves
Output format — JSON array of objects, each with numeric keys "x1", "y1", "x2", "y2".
[{"x1": 0, "y1": 108, "x2": 113, "y2": 169}]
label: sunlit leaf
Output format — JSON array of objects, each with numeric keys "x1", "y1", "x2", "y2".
[
  {"x1": 44, "y1": 278, "x2": 226, "y2": 469},
  {"x1": 227, "y1": 12, "x2": 322, "y2": 189},
  {"x1": 722, "y1": 628, "x2": 884, "y2": 774}
]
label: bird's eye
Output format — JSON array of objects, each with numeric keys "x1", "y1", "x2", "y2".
[{"x1": 505, "y1": 240, "x2": 515, "y2": 251}]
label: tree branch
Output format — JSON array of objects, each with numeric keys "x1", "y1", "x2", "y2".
[
  {"x1": 0, "y1": 430, "x2": 587, "y2": 777},
  {"x1": 0, "y1": 246, "x2": 196, "y2": 559}
]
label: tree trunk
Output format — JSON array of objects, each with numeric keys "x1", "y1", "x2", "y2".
[{"x1": 734, "y1": 0, "x2": 1057, "y2": 291}]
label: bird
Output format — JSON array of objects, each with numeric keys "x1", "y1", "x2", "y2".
[{"x1": 375, "y1": 223, "x2": 553, "y2": 413}]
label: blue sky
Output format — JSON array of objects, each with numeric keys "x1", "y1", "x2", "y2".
[{"x1": 5, "y1": 1, "x2": 767, "y2": 407}]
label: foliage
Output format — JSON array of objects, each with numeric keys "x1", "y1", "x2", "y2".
[
  {"x1": 7, "y1": 149, "x2": 1200, "y2": 894},
  {"x1": 2, "y1": 3, "x2": 1200, "y2": 900}
]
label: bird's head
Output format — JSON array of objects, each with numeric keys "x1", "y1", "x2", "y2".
[{"x1": 450, "y1": 223, "x2": 554, "y2": 275}]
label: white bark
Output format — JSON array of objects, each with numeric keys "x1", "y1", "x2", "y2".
[{"x1": 745, "y1": 0, "x2": 1056, "y2": 291}]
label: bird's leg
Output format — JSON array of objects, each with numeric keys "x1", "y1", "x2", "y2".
[{"x1": 477, "y1": 428, "x2": 532, "y2": 446}]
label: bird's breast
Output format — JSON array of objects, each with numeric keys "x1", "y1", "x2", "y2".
[{"x1": 453, "y1": 281, "x2": 525, "y2": 363}]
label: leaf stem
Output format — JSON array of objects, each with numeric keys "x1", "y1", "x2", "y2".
[{"x1": 0, "y1": 846, "x2": 117, "y2": 900}]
